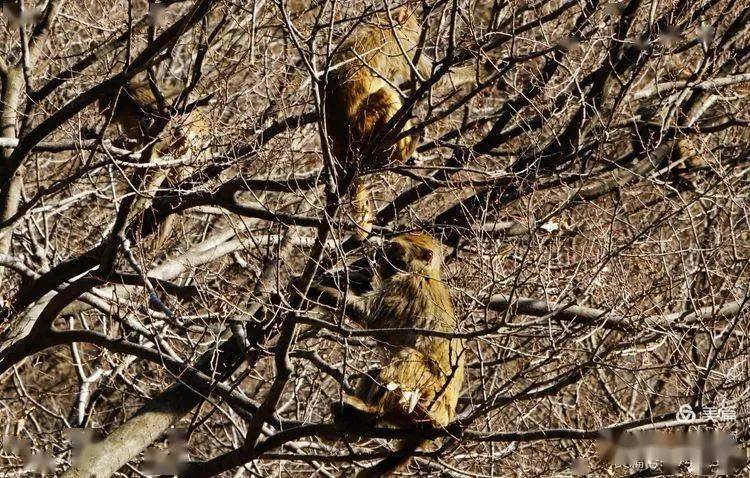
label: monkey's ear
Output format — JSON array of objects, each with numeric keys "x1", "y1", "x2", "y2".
[{"x1": 392, "y1": 7, "x2": 412, "y2": 24}]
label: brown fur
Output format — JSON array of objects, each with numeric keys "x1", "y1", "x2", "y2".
[
  {"x1": 335, "y1": 232, "x2": 465, "y2": 476},
  {"x1": 325, "y1": 7, "x2": 428, "y2": 239},
  {"x1": 98, "y1": 79, "x2": 210, "y2": 157},
  {"x1": 98, "y1": 80, "x2": 210, "y2": 246}
]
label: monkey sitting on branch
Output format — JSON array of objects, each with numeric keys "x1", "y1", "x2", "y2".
[
  {"x1": 98, "y1": 78, "x2": 211, "y2": 246},
  {"x1": 324, "y1": 5, "x2": 431, "y2": 240},
  {"x1": 309, "y1": 232, "x2": 465, "y2": 477}
]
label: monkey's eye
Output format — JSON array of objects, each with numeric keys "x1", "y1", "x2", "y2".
[{"x1": 420, "y1": 249, "x2": 433, "y2": 263}]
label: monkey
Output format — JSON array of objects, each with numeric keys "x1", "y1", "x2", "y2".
[
  {"x1": 98, "y1": 78, "x2": 210, "y2": 246},
  {"x1": 323, "y1": 3, "x2": 492, "y2": 240},
  {"x1": 324, "y1": 5, "x2": 431, "y2": 240},
  {"x1": 309, "y1": 232, "x2": 465, "y2": 477},
  {"x1": 628, "y1": 107, "x2": 709, "y2": 191},
  {"x1": 98, "y1": 79, "x2": 205, "y2": 156}
]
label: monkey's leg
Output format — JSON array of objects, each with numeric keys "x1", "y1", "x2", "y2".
[
  {"x1": 390, "y1": 118, "x2": 418, "y2": 166},
  {"x1": 377, "y1": 347, "x2": 456, "y2": 427},
  {"x1": 354, "y1": 350, "x2": 451, "y2": 477},
  {"x1": 152, "y1": 173, "x2": 179, "y2": 249},
  {"x1": 348, "y1": 84, "x2": 417, "y2": 240},
  {"x1": 150, "y1": 120, "x2": 209, "y2": 248},
  {"x1": 326, "y1": 391, "x2": 381, "y2": 446},
  {"x1": 127, "y1": 164, "x2": 164, "y2": 221},
  {"x1": 128, "y1": 167, "x2": 174, "y2": 247},
  {"x1": 154, "y1": 212, "x2": 176, "y2": 249}
]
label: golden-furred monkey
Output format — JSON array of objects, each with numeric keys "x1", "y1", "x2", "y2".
[
  {"x1": 325, "y1": 5, "x2": 430, "y2": 239},
  {"x1": 98, "y1": 79, "x2": 210, "y2": 246},
  {"x1": 311, "y1": 232, "x2": 465, "y2": 477}
]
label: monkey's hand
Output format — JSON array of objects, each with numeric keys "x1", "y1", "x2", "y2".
[{"x1": 305, "y1": 282, "x2": 369, "y2": 327}]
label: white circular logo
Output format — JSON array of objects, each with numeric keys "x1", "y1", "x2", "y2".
[{"x1": 676, "y1": 404, "x2": 696, "y2": 423}]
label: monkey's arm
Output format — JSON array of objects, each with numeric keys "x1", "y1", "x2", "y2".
[{"x1": 306, "y1": 283, "x2": 370, "y2": 327}]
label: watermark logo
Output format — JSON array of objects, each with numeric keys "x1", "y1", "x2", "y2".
[
  {"x1": 676, "y1": 404, "x2": 697, "y2": 423},
  {"x1": 676, "y1": 404, "x2": 737, "y2": 424}
]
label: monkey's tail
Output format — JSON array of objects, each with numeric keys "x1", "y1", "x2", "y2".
[
  {"x1": 355, "y1": 437, "x2": 426, "y2": 478},
  {"x1": 351, "y1": 177, "x2": 374, "y2": 240}
]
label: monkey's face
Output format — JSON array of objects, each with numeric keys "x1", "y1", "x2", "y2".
[{"x1": 379, "y1": 233, "x2": 442, "y2": 278}]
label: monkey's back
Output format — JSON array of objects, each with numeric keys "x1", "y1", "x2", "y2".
[
  {"x1": 324, "y1": 11, "x2": 422, "y2": 169},
  {"x1": 326, "y1": 75, "x2": 417, "y2": 172},
  {"x1": 332, "y1": 11, "x2": 421, "y2": 84},
  {"x1": 101, "y1": 81, "x2": 211, "y2": 159},
  {"x1": 369, "y1": 273, "x2": 456, "y2": 336}
]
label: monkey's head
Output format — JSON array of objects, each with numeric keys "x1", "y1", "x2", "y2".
[
  {"x1": 379, "y1": 232, "x2": 444, "y2": 279},
  {"x1": 97, "y1": 81, "x2": 159, "y2": 140}
]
